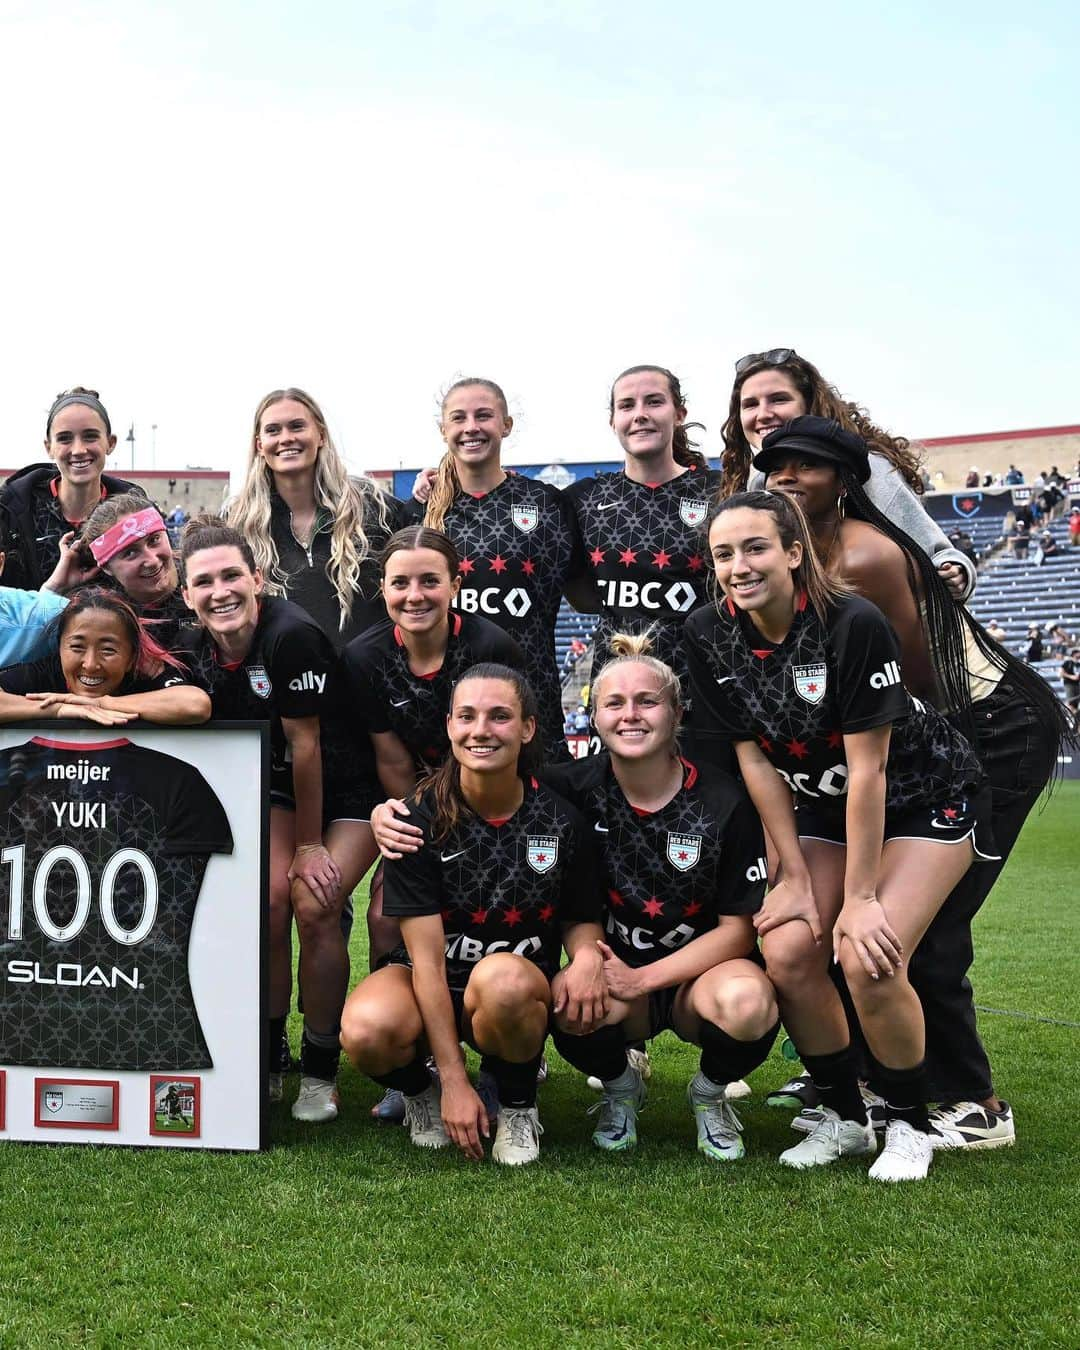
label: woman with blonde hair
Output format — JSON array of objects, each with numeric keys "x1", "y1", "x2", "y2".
[{"x1": 227, "y1": 388, "x2": 403, "y2": 651}]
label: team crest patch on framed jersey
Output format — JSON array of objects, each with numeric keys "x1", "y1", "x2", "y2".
[
  {"x1": 44, "y1": 1089, "x2": 63, "y2": 1114},
  {"x1": 679, "y1": 499, "x2": 709, "y2": 528},
  {"x1": 792, "y1": 663, "x2": 827, "y2": 705},
  {"x1": 247, "y1": 665, "x2": 272, "y2": 699},
  {"x1": 527, "y1": 837, "x2": 558, "y2": 873},
  {"x1": 667, "y1": 832, "x2": 701, "y2": 871},
  {"x1": 511, "y1": 503, "x2": 539, "y2": 533}
]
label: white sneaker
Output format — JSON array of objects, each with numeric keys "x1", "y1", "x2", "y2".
[
  {"x1": 492, "y1": 1106, "x2": 544, "y2": 1165},
  {"x1": 404, "y1": 1083, "x2": 450, "y2": 1150},
  {"x1": 588, "y1": 1047, "x2": 652, "y2": 1092},
  {"x1": 928, "y1": 1100, "x2": 1015, "y2": 1150},
  {"x1": 868, "y1": 1119, "x2": 934, "y2": 1182},
  {"x1": 291, "y1": 1075, "x2": 339, "y2": 1123},
  {"x1": 268, "y1": 1072, "x2": 284, "y2": 1104},
  {"x1": 725, "y1": 1079, "x2": 752, "y2": 1101},
  {"x1": 687, "y1": 1082, "x2": 745, "y2": 1162},
  {"x1": 779, "y1": 1107, "x2": 877, "y2": 1169}
]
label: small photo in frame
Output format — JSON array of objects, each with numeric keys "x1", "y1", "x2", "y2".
[{"x1": 149, "y1": 1076, "x2": 201, "y2": 1138}]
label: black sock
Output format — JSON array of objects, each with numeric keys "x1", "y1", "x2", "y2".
[
  {"x1": 872, "y1": 1060, "x2": 931, "y2": 1133},
  {"x1": 802, "y1": 1046, "x2": 868, "y2": 1125},
  {"x1": 699, "y1": 1019, "x2": 780, "y2": 1086},
  {"x1": 489, "y1": 1052, "x2": 543, "y2": 1109},
  {"x1": 553, "y1": 1025, "x2": 628, "y2": 1083},
  {"x1": 300, "y1": 1026, "x2": 341, "y2": 1083},
  {"x1": 269, "y1": 1015, "x2": 288, "y2": 1073},
  {"x1": 371, "y1": 1055, "x2": 431, "y2": 1098}
]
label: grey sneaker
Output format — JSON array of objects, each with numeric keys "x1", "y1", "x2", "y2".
[
  {"x1": 687, "y1": 1082, "x2": 745, "y2": 1161},
  {"x1": 404, "y1": 1083, "x2": 451, "y2": 1150},
  {"x1": 588, "y1": 1067, "x2": 646, "y2": 1152},
  {"x1": 779, "y1": 1108, "x2": 876, "y2": 1169}
]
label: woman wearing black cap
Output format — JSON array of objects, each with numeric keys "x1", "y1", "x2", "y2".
[
  {"x1": 754, "y1": 415, "x2": 1072, "y2": 1151},
  {"x1": 0, "y1": 388, "x2": 144, "y2": 591}
]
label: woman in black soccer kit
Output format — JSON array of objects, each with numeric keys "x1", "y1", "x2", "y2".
[
  {"x1": 686, "y1": 492, "x2": 996, "y2": 1182},
  {"x1": 410, "y1": 377, "x2": 582, "y2": 761},
  {"x1": 0, "y1": 587, "x2": 209, "y2": 726},
  {"x1": 340, "y1": 665, "x2": 606, "y2": 1166},
  {"x1": 177, "y1": 519, "x2": 379, "y2": 1125},
  {"x1": 42, "y1": 492, "x2": 194, "y2": 651},
  {"x1": 227, "y1": 387, "x2": 404, "y2": 651},
  {"x1": 564, "y1": 365, "x2": 722, "y2": 710},
  {"x1": 0, "y1": 387, "x2": 144, "y2": 592},
  {"x1": 754, "y1": 416, "x2": 1072, "y2": 1148},
  {"x1": 373, "y1": 634, "x2": 779, "y2": 1162}
]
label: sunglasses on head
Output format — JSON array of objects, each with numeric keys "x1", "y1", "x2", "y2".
[{"x1": 734, "y1": 348, "x2": 797, "y2": 375}]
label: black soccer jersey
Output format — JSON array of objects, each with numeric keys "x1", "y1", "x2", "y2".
[
  {"x1": 342, "y1": 611, "x2": 525, "y2": 769},
  {"x1": 564, "y1": 466, "x2": 722, "y2": 698},
  {"x1": 0, "y1": 737, "x2": 233, "y2": 1070},
  {"x1": 175, "y1": 595, "x2": 365, "y2": 793},
  {"x1": 542, "y1": 753, "x2": 765, "y2": 968},
  {"x1": 270, "y1": 486, "x2": 406, "y2": 651},
  {"x1": 0, "y1": 653, "x2": 191, "y2": 697},
  {"x1": 404, "y1": 476, "x2": 583, "y2": 760},
  {"x1": 685, "y1": 592, "x2": 984, "y2": 817},
  {"x1": 130, "y1": 588, "x2": 196, "y2": 655},
  {"x1": 382, "y1": 778, "x2": 603, "y2": 989}
]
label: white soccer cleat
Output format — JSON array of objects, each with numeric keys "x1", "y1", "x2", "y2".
[
  {"x1": 778, "y1": 1107, "x2": 876, "y2": 1169},
  {"x1": 404, "y1": 1083, "x2": 451, "y2": 1149},
  {"x1": 492, "y1": 1106, "x2": 544, "y2": 1166},
  {"x1": 291, "y1": 1076, "x2": 340, "y2": 1123},
  {"x1": 868, "y1": 1119, "x2": 934, "y2": 1182}
]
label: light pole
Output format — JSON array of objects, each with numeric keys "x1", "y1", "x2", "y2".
[{"x1": 126, "y1": 423, "x2": 135, "y2": 471}]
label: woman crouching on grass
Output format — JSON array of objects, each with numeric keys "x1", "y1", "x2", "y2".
[
  {"x1": 0, "y1": 587, "x2": 209, "y2": 726},
  {"x1": 684, "y1": 492, "x2": 997, "y2": 1182},
  {"x1": 340, "y1": 665, "x2": 607, "y2": 1166}
]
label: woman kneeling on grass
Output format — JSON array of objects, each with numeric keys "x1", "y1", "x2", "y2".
[
  {"x1": 684, "y1": 492, "x2": 997, "y2": 1182},
  {"x1": 373, "y1": 634, "x2": 780, "y2": 1162},
  {"x1": 0, "y1": 587, "x2": 209, "y2": 726},
  {"x1": 340, "y1": 665, "x2": 607, "y2": 1166}
]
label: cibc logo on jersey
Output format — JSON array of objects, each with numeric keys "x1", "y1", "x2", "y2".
[
  {"x1": 595, "y1": 579, "x2": 698, "y2": 613},
  {"x1": 455, "y1": 586, "x2": 532, "y2": 619}
]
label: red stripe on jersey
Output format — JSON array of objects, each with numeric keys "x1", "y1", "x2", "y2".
[
  {"x1": 485, "y1": 816, "x2": 510, "y2": 828},
  {"x1": 631, "y1": 804, "x2": 652, "y2": 818},
  {"x1": 679, "y1": 757, "x2": 698, "y2": 789},
  {"x1": 418, "y1": 669, "x2": 439, "y2": 681},
  {"x1": 751, "y1": 649, "x2": 773, "y2": 660},
  {"x1": 796, "y1": 590, "x2": 808, "y2": 612},
  {"x1": 726, "y1": 596, "x2": 736, "y2": 617},
  {"x1": 451, "y1": 612, "x2": 462, "y2": 636},
  {"x1": 31, "y1": 736, "x2": 131, "y2": 751}
]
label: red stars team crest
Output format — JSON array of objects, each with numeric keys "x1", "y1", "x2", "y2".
[
  {"x1": 679, "y1": 500, "x2": 708, "y2": 528},
  {"x1": 792, "y1": 664, "x2": 827, "y2": 705},
  {"x1": 511, "y1": 504, "x2": 539, "y2": 533},
  {"x1": 526, "y1": 837, "x2": 558, "y2": 873},
  {"x1": 247, "y1": 665, "x2": 272, "y2": 699},
  {"x1": 667, "y1": 832, "x2": 701, "y2": 872}
]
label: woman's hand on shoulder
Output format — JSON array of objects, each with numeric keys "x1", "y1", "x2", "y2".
[{"x1": 371, "y1": 799, "x2": 424, "y2": 859}]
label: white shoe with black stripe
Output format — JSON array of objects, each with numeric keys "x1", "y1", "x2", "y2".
[{"x1": 929, "y1": 1100, "x2": 1015, "y2": 1150}]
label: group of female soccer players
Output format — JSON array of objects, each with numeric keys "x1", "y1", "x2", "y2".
[{"x1": 0, "y1": 353, "x2": 1069, "y2": 1181}]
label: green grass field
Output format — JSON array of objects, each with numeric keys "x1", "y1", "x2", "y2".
[{"x1": 1, "y1": 787, "x2": 1077, "y2": 1348}]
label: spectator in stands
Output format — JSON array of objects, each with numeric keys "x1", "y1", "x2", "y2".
[
  {"x1": 1034, "y1": 530, "x2": 1058, "y2": 565},
  {"x1": 1012, "y1": 519, "x2": 1031, "y2": 559},
  {"x1": 561, "y1": 634, "x2": 587, "y2": 678},
  {"x1": 986, "y1": 618, "x2": 1007, "y2": 643},
  {"x1": 571, "y1": 704, "x2": 590, "y2": 734},
  {"x1": 1070, "y1": 507, "x2": 1080, "y2": 547},
  {"x1": 964, "y1": 467, "x2": 980, "y2": 488},
  {"x1": 1048, "y1": 465, "x2": 1065, "y2": 488},
  {"x1": 563, "y1": 708, "x2": 577, "y2": 737},
  {"x1": 1025, "y1": 625, "x2": 1043, "y2": 663},
  {"x1": 982, "y1": 473, "x2": 994, "y2": 487},
  {"x1": 1005, "y1": 464, "x2": 1024, "y2": 485},
  {"x1": 1061, "y1": 648, "x2": 1080, "y2": 729},
  {"x1": 1047, "y1": 623, "x2": 1073, "y2": 655}
]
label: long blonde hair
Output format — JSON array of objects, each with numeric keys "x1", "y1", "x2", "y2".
[
  {"x1": 227, "y1": 387, "x2": 393, "y2": 631},
  {"x1": 425, "y1": 377, "x2": 509, "y2": 533}
]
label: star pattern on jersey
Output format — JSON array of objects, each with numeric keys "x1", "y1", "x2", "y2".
[
  {"x1": 687, "y1": 603, "x2": 984, "y2": 816},
  {"x1": 566, "y1": 758, "x2": 765, "y2": 970},
  {"x1": 0, "y1": 743, "x2": 232, "y2": 1071},
  {"x1": 569, "y1": 468, "x2": 723, "y2": 699},
  {"x1": 428, "y1": 476, "x2": 580, "y2": 761}
]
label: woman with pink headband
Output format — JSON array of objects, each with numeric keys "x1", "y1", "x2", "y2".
[
  {"x1": 0, "y1": 388, "x2": 144, "y2": 591},
  {"x1": 43, "y1": 493, "x2": 193, "y2": 652}
]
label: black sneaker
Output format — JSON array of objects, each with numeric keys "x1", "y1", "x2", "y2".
[{"x1": 766, "y1": 1072, "x2": 820, "y2": 1110}]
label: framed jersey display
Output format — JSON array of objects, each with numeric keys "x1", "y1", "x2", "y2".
[{"x1": 0, "y1": 723, "x2": 266, "y2": 1151}]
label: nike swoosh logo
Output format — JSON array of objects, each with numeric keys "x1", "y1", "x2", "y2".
[
  {"x1": 597, "y1": 502, "x2": 619, "y2": 511},
  {"x1": 440, "y1": 850, "x2": 467, "y2": 862},
  {"x1": 714, "y1": 676, "x2": 735, "y2": 685},
  {"x1": 594, "y1": 823, "x2": 609, "y2": 834},
  {"x1": 391, "y1": 699, "x2": 411, "y2": 707}
]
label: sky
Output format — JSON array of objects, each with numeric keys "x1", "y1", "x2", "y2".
[{"x1": 3, "y1": 0, "x2": 1077, "y2": 489}]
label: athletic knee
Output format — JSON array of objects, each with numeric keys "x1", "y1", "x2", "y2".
[
  {"x1": 706, "y1": 978, "x2": 778, "y2": 1040},
  {"x1": 762, "y1": 929, "x2": 820, "y2": 993},
  {"x1": 340, "y1": 999, "x2": 409, "y2": 1066},
  {"x1": 468, "y1": 955, "x2": 546, "y2": 1021}
]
